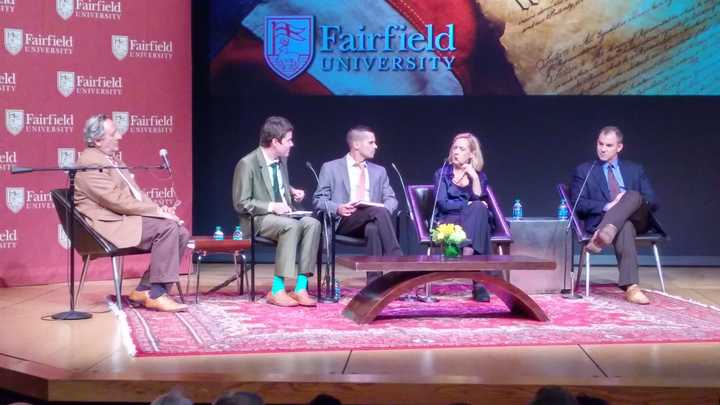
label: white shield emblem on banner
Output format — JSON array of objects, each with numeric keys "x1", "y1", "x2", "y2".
[
  {"x1": 5, "y1": 109, "x2": 24, "y2": 136},
  {"x1": 56, "y1": 0, "x2": 74, "y2": 20},
  {"x1": 111, "y1": 35, "x2": 129, "y2": 61},
  {"x1": 57, "y1": 71, "x2": 75, "y2": 97},
  {"x1": 58, "y1": 148, "x2": 76, "y2": 168},
  {"x1": 4, "y1": 28, "x2": 23, "y2": 56},
  {"x1": 5, "y1": 187, "x2": 24, "y2": 214},
  {"x1": 58, "y1": 224, "x2": 71, "y2": 249},
  {"x1": 113, "y1": 111, "x2": 129, "y2": 135}
]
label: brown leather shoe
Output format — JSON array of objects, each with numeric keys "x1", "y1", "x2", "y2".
[
  {"x1": 585, "y1": 239, "x2": 602, "y2": 254},
  {"x1": 625, "y1": 284, "x2": 650, "y2": 305},
  {"x1": 144, "y1": 294, "x2": 189, "y2": 312},
  {"x1": 266, "y1": 291, "x2": 299, "y2": 307},
  {"x1": 128, "y1": 289, "x2": 150, "y2": 306},
  {"x1": 288, "y1": 290, "x2": 317, "y2": 307}
]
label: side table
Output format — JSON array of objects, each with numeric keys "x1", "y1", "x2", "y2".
[{"x1": 187, "y1": 237, "x2": 252, "y2": 303}]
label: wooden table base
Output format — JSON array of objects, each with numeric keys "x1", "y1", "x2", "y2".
[{"x1": 342, "y1": 271, "x2": 550, "y2": 323}]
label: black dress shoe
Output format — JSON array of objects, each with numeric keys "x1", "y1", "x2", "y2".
[{"x1": 472, "y1": 282, "x2": 491, "y2": 302}]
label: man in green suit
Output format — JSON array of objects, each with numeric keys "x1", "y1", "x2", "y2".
[{"x1": 232, "y1": 116, "x2": 320, "y2": 307}]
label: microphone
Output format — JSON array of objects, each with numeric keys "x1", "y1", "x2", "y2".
[
  {"x1": 566, "y1": 159, "x2": 597, "y2": 232},
  {"x1": 390, "y1": 162, "x2": 414, "y2": 222},
  {"x1": 428, "y1": 160, "x2": 448, "y2": 236},
  {"x1": 159, "y1": 149, "x2": 171, "y2": 174}
]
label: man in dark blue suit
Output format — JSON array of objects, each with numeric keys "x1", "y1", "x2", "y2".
[{"x1": 572, "y1": 126, "x2": 658, "y2": 305}]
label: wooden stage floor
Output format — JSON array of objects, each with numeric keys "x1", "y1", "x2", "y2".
[{"x1": 1, "y1": 264, "x2": 720, "y2": 405}]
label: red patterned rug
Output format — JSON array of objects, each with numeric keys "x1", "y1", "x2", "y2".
[{"x1": 111, "y1": 284, "x2": 720, "y2": 357}]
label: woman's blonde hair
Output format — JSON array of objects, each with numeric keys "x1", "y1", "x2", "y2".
[{"x1": 447, "y1": 132, "x2": 484, "y2": 172}]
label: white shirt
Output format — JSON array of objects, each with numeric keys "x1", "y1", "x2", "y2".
[
  {"x1": 261, "y1": 149, "x2": 287, "y2": 204},
  {"x1": 346, "y1": 154, "x2": 369, "y2": 202}
]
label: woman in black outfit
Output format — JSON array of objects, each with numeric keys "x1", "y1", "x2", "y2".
[{"x1": 433, "y1": 133, "x2": 496, "y2": 301}]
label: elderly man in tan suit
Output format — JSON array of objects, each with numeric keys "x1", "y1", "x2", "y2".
[
  {"x1": 74, "y1": 114, "x2": 190, "y2": 312},
  {"x1": 232, "y1": 116, "x2": 320, "y2": 307}
]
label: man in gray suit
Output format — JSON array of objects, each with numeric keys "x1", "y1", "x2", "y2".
[
  {"x1": 233, "y1": 116, "x2": 321, "y2": 307},
  {"x1": 313, "y1": 126, "x2": 402, "y2": 283}
]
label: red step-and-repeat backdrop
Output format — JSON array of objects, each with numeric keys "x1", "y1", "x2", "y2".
[{"x1": 0, "y1": 0, "x2": 192, "y2": 286}]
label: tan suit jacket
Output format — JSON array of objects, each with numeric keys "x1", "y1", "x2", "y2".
[{"x1": 74, "y1": 148, "x2": 160, "y2": 248}]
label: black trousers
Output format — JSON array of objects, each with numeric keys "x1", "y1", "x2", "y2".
[{"x1": 337, "y1": 206, "x2": 402, "y2": 283}]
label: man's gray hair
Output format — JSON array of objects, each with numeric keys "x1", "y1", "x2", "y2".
[{"x1": 83, "y1": 114, "x2": 108, "y2": 146}]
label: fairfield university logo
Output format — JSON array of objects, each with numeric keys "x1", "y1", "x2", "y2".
[
  {"x1": 113, "y1": 111, "x2": 174, "y2": 135},
  {"x1": 57, "y1": 70, "x2": 123, "y2": 97},
  {"x1": 3, "y1": 28, "x2": 74, "y2": 56},
  {"x1": 5, "y1": 187, "x2": 54, "y2": 213},
  {"x1": 264, "y1": 16, "x2": 314, "y2": 80},
  {"x1": 144, "y1": 186, "x2": 177, "y2": 207},
  {"x1": 4, "y1": 109, "x2": 74, "y2": 135},
  {"x1": 0, "y1": 72, "x2": 16, "y2": 92},
  {"x1": 58, "y1": 147, "x2": 76, "y2": 168},
  {"x1": 0, "y1": 150, "x2": 17, "y2": 172},
  {"x1": 0, "y1": 229, "x2": 17, "y2": 249},
  {"x1": 112, "y1": 35, "x2": 174, "y2": 61},
  {"x1": 56, "y1": 0, "x2": 122, "y2": 21},
  {"x1": 0, "y1": 0, "x2": 15, "y2": 14}
]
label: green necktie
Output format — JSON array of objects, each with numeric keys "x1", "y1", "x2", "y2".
[{"x1": 270, "y1": 162, "x2": 282, "y2": 203}]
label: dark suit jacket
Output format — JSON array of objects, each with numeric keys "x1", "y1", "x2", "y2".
[
  {"x1": 571, "y1": 159, "x2": 658, "y2": 233},
  {"x1": 232, "y1": 147, "x2": 295, "y2": 232}
]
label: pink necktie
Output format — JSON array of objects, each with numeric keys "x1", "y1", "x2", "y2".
[{"x1": 355, "y1": 162, "x2": 366, "y2": 201}]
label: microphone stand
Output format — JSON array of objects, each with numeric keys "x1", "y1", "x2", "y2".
[
  {"x1": 11, "y1": 163, "x2": 165, "y2": 320},
  {"x1": 390, "y1": 163, "x2": 420, "y2": 302},
  {"x1": 562, "y1": 159, "x2": 597, "y2": 300},
  {"x1": 416, "y1": 160, "x2": 447, "y2": 303},
  {"x1": 306, "y1": 162, "x2": 336, "y2": 303}
]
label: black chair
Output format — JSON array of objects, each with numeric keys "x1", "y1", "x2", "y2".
[
  {"x1": 407, "y1": 184, "x2": 513, "y2": 255},
  {"x1": 248, "y1": 213, "x2": 323, "y2": 302},
  {"x1": 557, "y1": 183, "x2": 667, "y2": 296},
  {"x1": 405, "y1": 184, "x2": 512, "y2": 299},
  {"x1": 50, "y1": 188, "x2": 184, "y2": 309}
]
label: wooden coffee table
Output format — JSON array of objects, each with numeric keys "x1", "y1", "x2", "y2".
[{"x1": 336, "y1": 255, "x2": 555, "y2": 324}]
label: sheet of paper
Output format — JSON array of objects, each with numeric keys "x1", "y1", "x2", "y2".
[{"x1": 476, "y1": 0, "x2": 720, "y2": 95}]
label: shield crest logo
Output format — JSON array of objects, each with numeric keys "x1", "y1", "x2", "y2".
[
  {"x1": 4, "y1": 28, "x2": 23, "y2": 56},
  {"x1": 5, "y1": 187, "x2": 24, "y2": 214},
  {"x1": 5, "y1": 109, "x2": 24, "y2": 136},
  {"x1": 113, "y1": 111, "x2": 129, "y2": 135},
  {"x1": 56, "y1": 0, "x2": 74, "y2": 20},
  {"x1": 111, "y1": 35, "x2": 128, "y2": 61},
  {"x1": 264, "y1": 16, "x2": 314, "y2": 81},
  {"x1": 57, "y1": 148, "x2": 76, "y2": 168},
  {"x1": 57, "y1": 71, "x2": 75, "y2": 97},
  {"x1": 58, "y1": 224, "x2": 70, "y2": 249}
]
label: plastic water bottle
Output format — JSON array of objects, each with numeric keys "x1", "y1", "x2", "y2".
[
  {"x1": 232, "y1": 225, "x2": 243, "y2": 240},
  {"x1": 334, "y1": 280, "x2": 341, "y2": 300},
  {"x1": 512, "y1": 199, "x2": 523, "y2": 220},
  {"x1": 558, "y1": 200, "x2": 569, "y2": 220},
  {"x1": 213, "y1": 226, "x2": 224, "y2": 240}
]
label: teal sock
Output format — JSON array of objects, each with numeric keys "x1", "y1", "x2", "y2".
[
  {"x1": 295, "y1": 274, "x2": 308, "y2": 292},
  {"x1": 271, "y1": 275, "x2": 285, "y2": 294}
]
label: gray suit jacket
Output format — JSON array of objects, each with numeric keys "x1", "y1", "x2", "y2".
[
  {"x1": 312, "y1": 156, "x2": 398, "y2": 215},
  {"x1": 232, "y1": 147, "x2": 294, "y2": 231}
]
